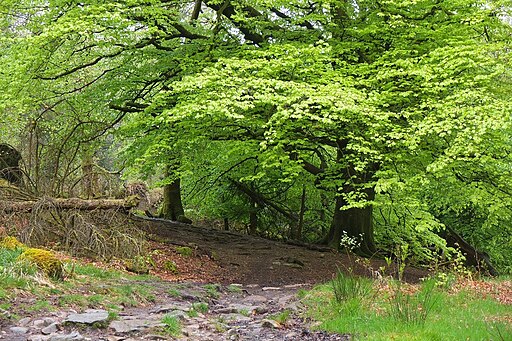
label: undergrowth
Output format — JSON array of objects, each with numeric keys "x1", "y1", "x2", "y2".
[
  {"x1": 0, "y1": 242, "x2": 159, "y2": 321},
  {"x1": 302, "y1": 269, "x2": 512, "y2": 340}
]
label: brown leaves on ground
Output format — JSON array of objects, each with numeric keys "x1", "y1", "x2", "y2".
[
  {"x1": 453, "y1": 279, "x2": 512, "y2": 305},
  {"x1": 145, "y1": 241, "x2": 230, "y2": 283}
]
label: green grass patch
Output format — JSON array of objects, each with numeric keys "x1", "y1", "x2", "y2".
[
  {"x1": 191, "y1": 302, "x2": 209, "y2": 314},
  {"x1": 269, "y1": 309, "x2": 291, "y2": 324},
  {"x1": 303, "y1": 277, "x2": 512, "y2": 341},
  {"x1": 203, "y1": 283, "x2": 220, "y2": 299},
  {"x1": 161, "y1": 314, "x2": 181, "y2": 337},
  {"x1": 0, "y1": 243, "x2": 161, "y2": 315}
]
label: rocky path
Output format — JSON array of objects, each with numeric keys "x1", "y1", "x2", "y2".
[{"x1": 1, "y1": 282, "x2": 348, "y2": 341}]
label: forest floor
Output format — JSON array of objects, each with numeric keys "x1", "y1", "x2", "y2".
[
  {"x1": 1, "y1": 217, "x2": 510, "y2": 340},
  {"x1": 133, "y1": 216, "x2": 429, "y2": 286}
]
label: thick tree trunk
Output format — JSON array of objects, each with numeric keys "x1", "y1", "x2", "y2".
[
  {"x1": 322, "y1": 187, "x2": 376, "y2": 256},
  {"x1": 443, "y1": 225, "x2": 498, "y2": 276},
  {"x1": 160, "y1": 177, "x2": 189, "y2": 223}
]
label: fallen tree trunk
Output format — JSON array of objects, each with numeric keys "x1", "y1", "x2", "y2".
[
  {"x1": 0, "y1": 197, "x2": 139, "y2": 213},
  {"x1": 444, "y1": 225, "x2": 498, "y2": 276}
]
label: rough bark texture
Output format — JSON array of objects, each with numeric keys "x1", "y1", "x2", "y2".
[
  {"x1": 444, "y1": 225, "x2": 498, "y2": 276},
  {"x1": 0, "y1": 197, "x2": 138, "y2": 213},
  {"x1": 160, "y1": 177, "x2": 191, "y2": 223}
]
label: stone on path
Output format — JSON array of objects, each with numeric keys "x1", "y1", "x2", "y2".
[
  {"x1": 48, "y1": 332, "x2": 84, "y2": 341},
  {"x1": 18, "y1": 317, "x2": 32, "y2": 327},
  {"x1": 242, "y1": 295, "x2": 268, "y2": 304},
  {"x1": 261, "y1": 319, "x2": 281, "y2": 329},
  {"x1": 33, "y1": 318, "x2": 56, "y2": 329},
  {"x1": 41, "y1": 322, "x2": 59, "y2": 335},
  {"x1": 10, "y1": 326, "x2": 29, "y2": 334},
  {"x1": 109, "y1": 318, "x2": 162, "y2": 333},
  {"x1": 65, "y1": 309, "x2": 109, "y2": 325}
]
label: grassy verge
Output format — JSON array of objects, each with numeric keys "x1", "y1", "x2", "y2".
[
  {"x1": 0, "y1": 245, "x2": 159, "y2": 322},
  {"x1": 303, "y1": 273, "x2": 512, "y2": 341}
]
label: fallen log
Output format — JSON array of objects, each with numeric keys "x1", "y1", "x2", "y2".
[
  {"x1": 0, "y1": 196, "x2": 139, "y2": 213},
  {"x1": 444, "y1": 225, "x2": 499, "y2": 276}
]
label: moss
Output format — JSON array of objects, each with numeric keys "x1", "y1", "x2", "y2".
[
  {"x1": 18, "y1": 248, "x2": 64, "y2": 280},
  {"x1": 175, "y1": 246, "x2": 193, "y2": 257},
  {"x1": 0, "y1": 236, "x2": 26, "y2": 250}
]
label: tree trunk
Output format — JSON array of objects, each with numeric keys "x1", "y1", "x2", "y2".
[
  {"x1": 0, "y1": 197, "x2": 138, "y2": 213},
  {"x1": 322, "y1": 187, "x2": 376, "y2": 256},
  {"x1": 223, "y1": 217, "x2": 229, "y2": 231},
  {"x1": 82, "y1": 156, "x2": 98, "y2": 199},
  {"x1": 291, "y1": 185, "x2": 306, "y2": 240},
  {"x1": 249, "y1": 200, "x2": 258, "y2": 235},
  {"x1": 443, "y1": 225, "x2": 498, "y2": 276},
  {"x1": 160, "y1": 169, "x2": 190, "y2": 223}
]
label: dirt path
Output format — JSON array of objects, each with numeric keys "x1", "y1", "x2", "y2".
[
  {"x1": 136, "y1": 217, "x2": 428, "y2": 285},
  {"x1": 1, "y1": 218, "x2": 428, "y2": 340}
]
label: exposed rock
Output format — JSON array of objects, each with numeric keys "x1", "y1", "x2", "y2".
[
  {"x1": 261, "y1": 319, "x2": 281, "y2": 329},
  {"x1": 33, "y1": 318, "x2": 56, "y2": 328},
  {"x1": 18, "y1": 317, "x2": 32, "y2": 327},
  {"x1": 49, "y1": 332, "x2": 84, "y2": 341},
  {"x1": 41, "y1": 323, "x2": 59, "y2": 335},
  {"x1": 150, "y1": 302, "x2": 190, "y2": 314},
  {"x1": 242, "y1": 295, "x2": 268, "y2": 304},
  {"x1": 109, "y1": 318, "x2": 161, "y2": 333},
  {"x1": 10, "y1": 326, "x2": 29, "y2": 334},
  {"x1": 65, "y1": 309, "x2": 109, "y2": 325}
]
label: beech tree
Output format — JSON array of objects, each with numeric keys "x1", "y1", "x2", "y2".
[{"x1": 1, "y1": 1, "x2": 511, "y2": 265}]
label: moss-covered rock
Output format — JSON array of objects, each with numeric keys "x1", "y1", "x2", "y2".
[
  {"x1": 18, "y1": 248, "x2": 63, "y2": 279},
  {"x1": 0, "y1": 236, "x2": 26, "y2": 250}
]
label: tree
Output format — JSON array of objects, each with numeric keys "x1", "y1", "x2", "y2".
[{"x1": 1, "y1": 0, "x2": 511, "y2": 265}]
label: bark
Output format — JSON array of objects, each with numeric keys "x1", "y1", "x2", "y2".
[
  {"x1": 160, "y1": 177, "x2": 188, "y2": 222},
  {"x1": 249, "y1": 200, "x2": 258, "y2": 235},
  {"x1": 82, "y1": 156, "x2": 98, "y2": 199},
  {"x1": 322, "y1": 188, "x2": 376, "y2": 256},
  {"x1": 0, "y1": 197, "x2": 138, "y2": 213},
  {"x1": 291, "y1": 185, "x2": 306, "y2": 240},
  {"x1": 443, "y1": 225, "x2": 498, "y2": 276},
  {"x1": 0, "y1": 144, "x2": 23, "y2": 187},
  {"x1": 228, "y1": 178, "x2": 298, "y2": 223}
]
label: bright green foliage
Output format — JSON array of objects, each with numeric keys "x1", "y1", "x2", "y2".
[{"x1": 0, "y1": 1, "x2": 511, "y2": 270}]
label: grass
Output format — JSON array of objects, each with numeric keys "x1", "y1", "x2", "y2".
[
  {"x1": 269, "y1": 309, "x2": 291, "y2": 324},
  {"x1": 175, "y1": 246, "x2": 193, "y2": 257},
  {"x1": 161, "y1": 314, "x2": 181, "y2": 337},
  {"x1": 227, "y1": 284, "x2": 243, "y2": 293},
  {"x1": 203, "y1": 283, "x2": 220, "y2": 298},
  {"x1": 191, "y1": 302, "x2": 209, "y2": 314},
  {"x1": 0, "y1": 244, "x2": 161, "y2": 318},
  {"x1": 303, "y1": 275, "x2": 512, "y2": 341},
  {"x1": 332, "y1": 271, "x2": 373, "y2": 303}
]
